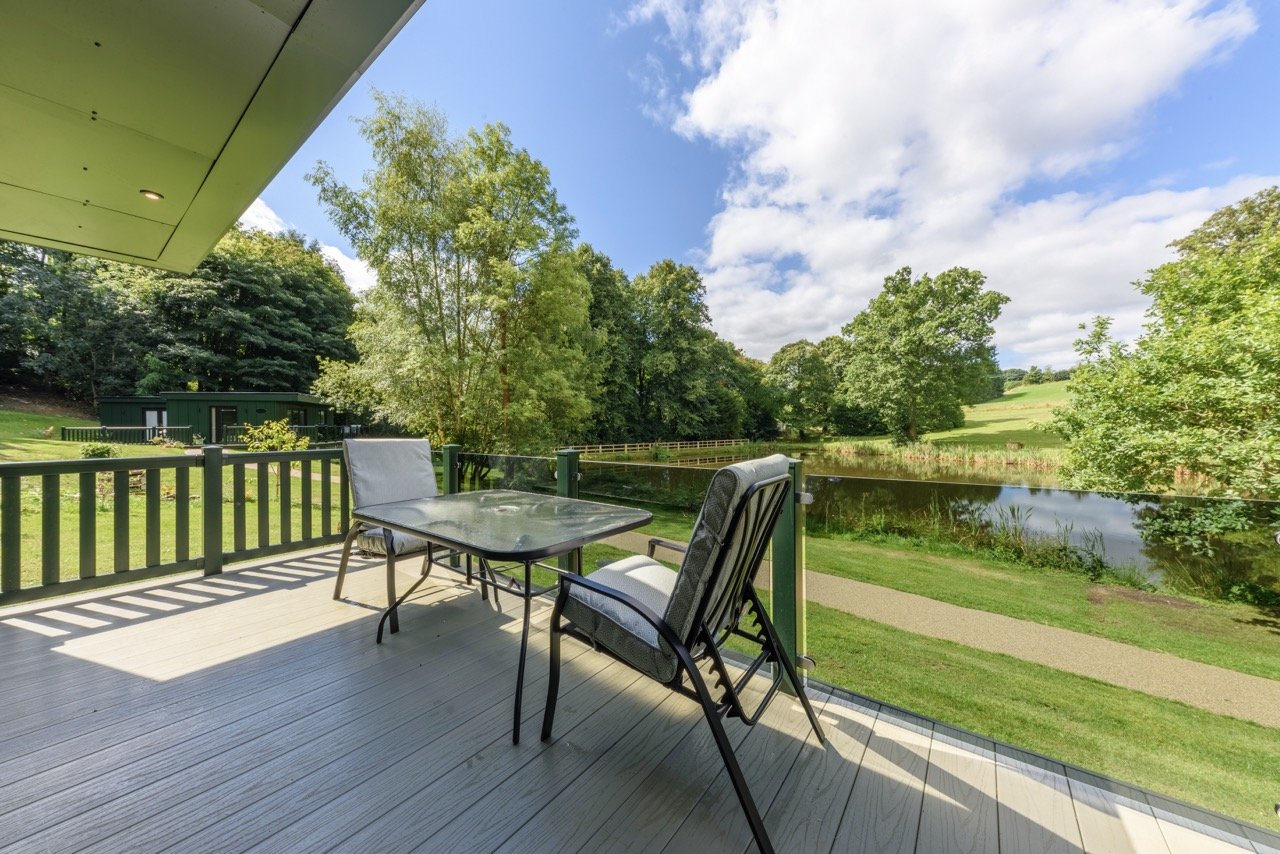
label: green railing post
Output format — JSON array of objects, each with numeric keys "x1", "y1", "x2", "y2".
[
  {"x1": 442, "y1": 444, "x2": 461, "y2": 495},
  {"x1": 770, "y1": 457, "x2": 806, "y2": 685},
  {"x1": 442, "y1": 444, "x2": 461, "y2": 567},
  {"x1": 203, "y1": 445, "x2": 224, "y2": 575},
  {"x1": 556, "y1": 448, "x2": 581, "y2": 571}
]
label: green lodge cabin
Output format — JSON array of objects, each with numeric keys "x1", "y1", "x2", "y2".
[{"x1": 96, "y1": 392, "x2": 334, "y2": 444}]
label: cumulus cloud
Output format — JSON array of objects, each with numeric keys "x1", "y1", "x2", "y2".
[
  {"x1": 237, "y1": 198, "x2": 377, "y2": 294},
  {"x1": 634, "y1": 0, "x2": 1268, "y2": 364}
]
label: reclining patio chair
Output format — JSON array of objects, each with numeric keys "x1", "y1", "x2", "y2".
[
  {"x1": 540, "y1": 454, "x2": 825, "y2": 854},
  {"x1": 334, "y1": 439, "x2": 477, "y2": 627}
]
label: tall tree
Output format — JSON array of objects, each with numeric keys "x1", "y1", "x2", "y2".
[
  {"x1": 1053, "y1": 187, "x2": 1280, "y2": 497},
  {"x1": 575, "y1": 244, "x2": 643, "y2": 443},
  {"x1": 839, "y1": 266, "x2": 1007, "y2": 442},
  {"x1": 632, "y1": 260, "x2": 716, "y2": 440},
  {"x1": 309, "y1": 93, "x2": 592, "y2": 452},
  {"x1": 765, "y1": 339, "x2": 833, "y2": 439}
]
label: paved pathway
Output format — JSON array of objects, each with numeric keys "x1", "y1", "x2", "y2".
[{"x1": 602, "y1": 531, "x2": 1280, "y2": 729}]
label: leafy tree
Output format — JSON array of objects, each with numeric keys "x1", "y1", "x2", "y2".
[
  {"x1": 0, "y1": 228, "x2": 355, "y2": 401},
  {"x1": 124, "y1": 227, "x2": 355, "y2": 393},
  {"x1": 1024, "y1": 365, "x2": 1044, "y2": 384},
  {"x1": 243, "y1": 418, "x2": 310, "y2": 452},
  {"x1": 838, "y1": 266, "x2": 1008, "y2": 443},
  {"x1": 632, "y1": 260, "x2": 716, "y2": 440},
  {"x1": 1053, "y1": 187, "x2": 1280, "y2": 497},
  {"x1": 765, "y1": 339, "x2": 833, "y2": 439},
  {"x1": 309, "y1": 93, "x2": 592, "y2": 453},
  {"x1": 574, "y1": 244, "x2": 643, "y2": 443}
]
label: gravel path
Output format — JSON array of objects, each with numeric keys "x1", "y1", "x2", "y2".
[{"x1": 603, "y1": 531, "x2": 1280, "y2": 728}]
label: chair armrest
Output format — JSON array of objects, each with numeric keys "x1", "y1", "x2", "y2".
[
  {"x1": 558, "y1": 573, "x2": 685, "y2": 651},
  {"x1": 647, "y1": 537, "x2": 688, "y2": 559}
]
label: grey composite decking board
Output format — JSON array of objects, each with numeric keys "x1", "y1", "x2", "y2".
[
  {"x1": 491, "y1": 684, "x2": 705, "y2": 853},
  {"x1": 916, "y1": 725, "x2": 1000, "y2": 854},
  {"x1": 1064, "y1": 767, "x2": 1169, "y2": 854},
  {"x1": 12, "y1": 601, "x2": 549, "y2": 852},
  {"x1": 665, "y1": 691, "x2": 831, "y2": 854},
  {"x1": 0, "y1": 584, "x2": 485, "y2": 798},
  {"x1": 1, "y1": 595, "x2": 501, "y2": 848},
  {"x1": 1, "y1": 548, "x2": 1275, "y2": 854},
  {"x1": 749, "y1": 692, "x2": 878, "y2": 854},
  {"x1": 994, "y1": 744, "x2": 1085, "y2": 854},
  {"x1": 831, "y1": 706, "x2": 934, "y2": 854}
]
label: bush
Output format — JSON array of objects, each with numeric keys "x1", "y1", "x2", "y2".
[
  {"x1": 243, "y1": 419, "x2": 310, "y2": 452},
  {"x1": 80, "y1": 441, "x2": 117, "y2": 459}
]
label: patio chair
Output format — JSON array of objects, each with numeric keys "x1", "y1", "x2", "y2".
[
  {"x1": 540, "y1": 454, "x2": 825, "y2": 854},
  {"x1": 334, "y1": 439, "x2": 476, "y2": 617}
]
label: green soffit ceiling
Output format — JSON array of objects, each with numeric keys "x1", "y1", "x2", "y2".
[{"x1": 0, "y1": 0, "x2": 425, "y2": 272}]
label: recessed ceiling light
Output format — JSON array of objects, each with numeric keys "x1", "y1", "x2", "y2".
[{"x1": 139, "y1": 189, "x2": 164, "y2": 201}]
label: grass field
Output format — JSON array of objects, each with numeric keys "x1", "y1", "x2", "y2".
[{"x1": 926, "y1": 380, "x2": 1068, "y2": 448}]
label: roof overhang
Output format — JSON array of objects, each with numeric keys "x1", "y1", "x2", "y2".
[{"x1": 0, "y1": 0, "x2": 425, "y2": 272}]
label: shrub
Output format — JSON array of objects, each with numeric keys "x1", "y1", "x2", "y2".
[
  {"x1": 243, "y1": 419, "x2": 310, "y2": 452},
  {"x1": 80, "y1": 441, "x2": 117, "y2": 459}
]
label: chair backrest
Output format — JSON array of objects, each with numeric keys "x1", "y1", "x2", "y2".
[
  {"x1": 662, "y1": 454, "x2": 792, "y2": 647},
  {"x1": 343, "y1": 438, "x2": 437, "y2": 508}
]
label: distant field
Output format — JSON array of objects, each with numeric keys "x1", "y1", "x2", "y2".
[{"x1": 924, "y1": 380, "x2": 1068, "y2": 449}]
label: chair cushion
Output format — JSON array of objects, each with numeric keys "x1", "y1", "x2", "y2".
[
  {"x1": 344, "y1": 438, "x2": 437, "y2": 507},
  {"x1": 355, "y1": 526, "x2": 433, "y2": 558},
  {"x1": 561, "y1": 556, "x2": 680, "y2": 682},
  {"x1": 664, "y1": 454, "x2": 791, "y2": 644}
]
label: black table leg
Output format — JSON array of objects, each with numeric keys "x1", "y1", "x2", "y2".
[{"x1": 513, "y1": 559, "x2": 532, "y2": 744}]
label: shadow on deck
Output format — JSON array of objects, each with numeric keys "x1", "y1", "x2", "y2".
[{"x1": 0, "y1": 548, "x2": 1275, "y2": 853}]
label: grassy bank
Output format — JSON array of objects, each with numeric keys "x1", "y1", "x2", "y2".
[
  {"x1": 803, "y1": 601, "x2": 1280, "y2": 829},
  {"x1": 635, "y1": 505, "x2": 1279, "y2": 682}
]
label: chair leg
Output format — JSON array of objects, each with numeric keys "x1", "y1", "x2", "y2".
[
  {"x1": 420, "y1": 544, "x2": 434, "y2": 578},
  {"x1": 385, "y1": 550, "x2": 400, "y2": 637},
  {"x1": 684, "y1": 655, "x2": 775, "y2": 854},
  {"x1": 333, "y1": 525, "x2": 362, "y2": 600},
  {"x1": 752, "y1": 588, "x2": 826, "y2": 743},
  {"x1": 541, "y1": 589, "x2": 569, "y2": 741}
]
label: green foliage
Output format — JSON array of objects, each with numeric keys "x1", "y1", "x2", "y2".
[
  {"x1": 79, "y1": 441, "x2": 116, "y2": 459},
  {"x1": 242, "y1": 418, "x2": 310, "y2": 452},
  {"x1": 1053, "y1": 187, "x2": 1280, "y2": 497},
  {"x1": 575, "y1": 244, "x2": 644, "y2": 443},
  {"x1": 309, "y1": 94, "x2": 591, "y2": 454},
  {"x1": 837, "y1": 266, "x2": 1008, "y2": 443},
  {"x1": 0, "y1": 228, "x2": 355, "y2": 401}
]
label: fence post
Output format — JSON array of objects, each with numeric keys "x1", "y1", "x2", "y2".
[
  {"x1": 770, "y1": 457, "x2": 806, "y2": 687},
  {"x1": 203, "y1": 445, "x2": 224, "y2": 575},
  {"x1": 556, "y1": 448, "x2": 581, "y2": 571},
  {"x1": 442, "y1": 444, "x2": 460, "y2": 495}
]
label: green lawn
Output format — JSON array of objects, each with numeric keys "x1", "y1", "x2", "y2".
[
  {"x1": 0, "y1": 405, "x2": 191, "y2": 463},
  {"x1": 807, "y1": 533, "x2": 1280, "y2": 682},
  {"x1": 925, "y1": 380, "x2": 1068, "y2": 449},
  {"x1": 803, "y1": 601, "x2": 1280, "y2": 829}
]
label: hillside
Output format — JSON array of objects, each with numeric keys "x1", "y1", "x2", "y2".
[{"x1": 925, "y1": 380, "x2": 1068, "y2": 450}]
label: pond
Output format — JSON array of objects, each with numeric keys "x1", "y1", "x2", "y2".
[{"x1": 574, "y1": 456, "x2": 1280, "y2": 600}]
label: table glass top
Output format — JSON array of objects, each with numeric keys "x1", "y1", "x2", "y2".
[{"x1": 353, "y1": 490, "x2": 652, "y2": 561}]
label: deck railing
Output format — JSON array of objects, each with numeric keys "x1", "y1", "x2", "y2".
[
  {"x1": 0, "y1": 443, "x2": 805, "y2": 674},
  {"x1": 0, "y1": 447, "x2": 348, "y2": 604},
  {"x1": 60, "y1": 425, "x2": 195, "y2": 445}
]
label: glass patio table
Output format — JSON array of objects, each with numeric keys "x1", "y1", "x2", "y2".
[{"x1": 352, "y1": 489, "x2": 652, "y2": 743}]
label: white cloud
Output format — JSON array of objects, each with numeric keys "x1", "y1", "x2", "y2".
[
  {"x1": 238, "y1": 198, "x2": 377, "y2": 294},
  {"x1": 238, "y1": 198, "x2": 288, "y2": 234},
  {"x1": 637, "y1": 0, "x2": 1265, "y2": 365},
  {"x1": 320, "y1": 245, "x2": 378, "y2": 293}
]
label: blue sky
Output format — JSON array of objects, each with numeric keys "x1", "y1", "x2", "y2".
[{"x1": 246, "y1": 0, "x2": 1279, "y2": 367}]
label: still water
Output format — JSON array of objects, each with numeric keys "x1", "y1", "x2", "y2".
[{"x1": 576, "y1": 453, "x2": 1280, "y2": 597}]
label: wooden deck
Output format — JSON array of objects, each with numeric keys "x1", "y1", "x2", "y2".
[{"x1": 1, "y1": 548, "x2": 1275, "y2": 854}]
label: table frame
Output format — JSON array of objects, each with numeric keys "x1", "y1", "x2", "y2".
[{"x1": 352, "y1": 490, "x2": 652, "y2": 743}]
